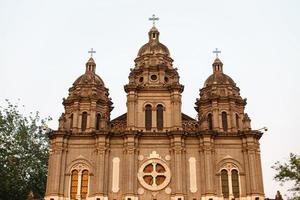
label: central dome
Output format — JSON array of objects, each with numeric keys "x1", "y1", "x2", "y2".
[{"x1": 137, "y1": 26, "x2": 170, "y2": 57}]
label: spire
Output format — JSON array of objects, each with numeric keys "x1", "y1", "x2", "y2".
[{"x1": 212, "y1": 48, "x2": 223, "y2": 73}]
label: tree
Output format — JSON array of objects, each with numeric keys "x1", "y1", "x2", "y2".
[
  {"x1": 273, "y1": 153, "x2": 300, "y2": 200},
  {"x1": 0, "y1": 100, "x2": 51, "y2": 200}
]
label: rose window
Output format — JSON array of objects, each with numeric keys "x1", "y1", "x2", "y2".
[{"x1": 138, "y1": 158, "x2": 171, "y2": 191}]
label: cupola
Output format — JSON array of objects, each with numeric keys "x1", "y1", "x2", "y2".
[
  {"x1": 195, "y1": 51, "x2": 250, "y2": 133},
  {"x1": 58, "y1": 52, "x2": 113, "y2": 133}
]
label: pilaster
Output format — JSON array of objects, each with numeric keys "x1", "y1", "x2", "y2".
[
  {"x1": 123, "y1": 131, "x2": 139, "y2": 197},
  {"x1": 201, "y1": 133, "x2": 216, "y2": 196},
  {"x1": 169, "y1": 132, "x2": 185, "y2": 197},
  {"x1": 95, "y1": 133, "x2": 108, "y2": 196},
  {"x1": 127, "y1": 91, "x2": 137, "y2": 129}
]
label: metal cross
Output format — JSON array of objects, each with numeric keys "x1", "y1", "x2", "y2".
[
  {"x1": 88, "y1": 48, "x2": 96, "y2": 57},
  {"x1": 213, "y1": 48, "x2": 221, "y2": 57},
  {"x1": 149, "y1": 14, "x2": 159, "y2": 26}
]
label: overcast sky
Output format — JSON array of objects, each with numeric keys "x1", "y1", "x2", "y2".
[{"x1": 1, "y1": 0, "x2": 299, "y2": 198}]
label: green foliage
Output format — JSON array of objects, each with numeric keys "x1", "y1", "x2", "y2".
[
  {"x1": 0, "y1": 100, "x2": 51, "y2": 200},
  {"x1": 273, "y1": 153, "x2": 300, "y2": 200}
]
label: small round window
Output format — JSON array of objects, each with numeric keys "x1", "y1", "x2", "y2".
[
  {"x1": 139, "y1": 77, "x2": 144, "y2": 83},
  {"x1": 150, "y1": 74, "x2": 158, "y2": 81}
]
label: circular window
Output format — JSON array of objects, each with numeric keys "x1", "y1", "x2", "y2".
[
  {"x1": 139, "y1": 77, "x2": 144, "y2": 83},
  {"x1": 138, "y1": 158, "x2": 171, "y2": 191},
  {"x1": 150, "y1": 74, "x2": 158, "y2": 81}
]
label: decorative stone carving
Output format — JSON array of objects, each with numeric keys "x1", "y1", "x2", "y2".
[
  {"x1": 138, "y1": 155, "x2": 144, "y2": 161},
  {"x1": 165, "y1": 187, "x2": 172, "y2": 194},
  {"x1": 149, "y1": 151, "x2": 161, "y2": 159},
  {"x1": 165, "y1": 155, "x2": 171, "y2": 161},
  {"x1": 137, "y1": 158, "x2": 171, "y2": 191},
  {"x1": 137, "y1": 187, "x2": 144, "y2": 195}
]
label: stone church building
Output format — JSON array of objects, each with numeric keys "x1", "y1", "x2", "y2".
[{"x1": 45, "y1": 24, "x2": 265, "y2": 200}]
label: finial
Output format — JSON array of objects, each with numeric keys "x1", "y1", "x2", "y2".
[
  {"x1": 88, "y1": 48, "x2": 96, "y2": 58},
  {"x1": 149, "y1": 14, "x2": 159, "y2": 27},
  {"x1": 213, "y1": 48, "x2": 221, "y2": 58}
]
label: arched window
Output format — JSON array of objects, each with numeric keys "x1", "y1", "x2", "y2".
[
  {"x1": 145, "y1": 105, "x2": 152, "y2": 130},
  {"x1": 222, "y1": 112, "x2": 228, "y2": 131},
  {"x1": 207, "y1": 113, "x2": 213, "y2": 130},
  {"x1": 221, "y1": 169, "x2": 229, "y2": 198},
  {"x1": 81, "y1": 112, "x2": 88, "y2": 131},
  {"x1": 156, "y1": 105, "x2": 164, "y2": 130},
  {"x1": 70, "y1": 114, "x2": 73, "y2": 129},
  {"x1": 235, "y1": 113, "x2": 239, "y2": 129},
  {"x1": 95, "y1": 113, "x2": 101, "y2": 130},
  {"x1": 232, "y1": 169, "x2": 240, "y2": 198},
  {"x1": 81, "y1": 170, "x2": 89, "y2": 199},
  {"x1": 70, "y1": 170, "x2": 78, "y2": 199}
]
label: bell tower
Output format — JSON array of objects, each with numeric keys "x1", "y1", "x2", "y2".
[
  {"x1": 195, "y1": 55, "x2": 251, "y2": 133},
  {"x1": 124, "y1": 25, "x2": 184, "y2": 132},
  {"x1": 194, "y1": 53, "x2": 264, "y2": 200},
  {"x1": 60, "y1": 56, "x2": 113, "y2": 133}
]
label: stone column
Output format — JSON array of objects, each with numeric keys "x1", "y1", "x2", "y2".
[
  {"x1": 124, "y1": 133, "x2": 137, "y2": 196},
  {"x1": 203, "y1": 135, "x2": 215, "y2": 195},
  {"x1": 171, "y1": 134, "x2": 184, "y2": 195},
  {"x1": 198, "y1": 137, "x2": 206, "y2": 197},
  {"x1": 228, "y1": 171, "x2": 234, "y2": 199},
  {"x1": 59, "y1": 139, "x2": 68, "y2": 195},
  {"x1": 249, "y1": 150, "x2": 257, "y2": 192},
  {"x1": 76, "y1": 170, "x2": 83, "y2": 200},
  {"x1": 245, "y1": 134, "x2": 265, "y2": 199},
  {"x1": 45, "y1": 148, "x2": 54, "y2": 195},
  {"x1": 104, "y1": 142, "x2": 110, "y2": 196},
  {"x1": 95, "y1": 135, "x2": 107, "y2": 196},
  {"x1": 52, "y1": 138, "x2": 64, "y2": 194},
  {"x1": 212, "y1": 101, "x2": 219, "y2": 131},
  {"x1": 127, "y1": 92, "x2": 136, "y2": 129},
  {"x1": 89, "y1": 101, "x2": 97, "y2": 131},
  {"x1": 153, "y1": 107, "x2": 157, "y2": 130},
  {"x1": 171, "y1": 92, "x2": 182, "y2": 130},
  {"x1": 256, "y1": 149, "x2": 264, "y2": 195},
  {"x1": 74, "y1": 101, "x2": 80, "y2": 131},
  {"x1": 242, "y1": 138, "x2": 251, "y2": 196}
]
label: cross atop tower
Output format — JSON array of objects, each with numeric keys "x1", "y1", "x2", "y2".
[
  {"x1": 88, "y1": 48, "x2": 96, "y2": 57},
  {"x1": 213, "y1": 48, "x2": 221, "y2": 58},
  {"x1": 149, "y1": 14, "x2": 159, "y2": 27}
]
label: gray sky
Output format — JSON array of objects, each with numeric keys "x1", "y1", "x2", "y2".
[{"x1": 1, "y1": 0, "x2": 299, "y2": 198}]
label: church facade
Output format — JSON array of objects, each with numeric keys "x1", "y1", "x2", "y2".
[{"x1": 45, "y1": 25, "x2": 265, "y2": 200}]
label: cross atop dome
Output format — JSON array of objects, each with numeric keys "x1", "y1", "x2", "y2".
[
  {"x1": 88, "y1": 48, "x2": 96, "y2": 58},
  {"x1": 213, "y1": 48, "x2": 221, "y2": 58},
  {"x1": 86, "y1": 48, "x2": 97, "y2": 74},
  {"x1": 149, "y1": 14, "x2": 159, "y2": 27},
  {"x1": 212, "y1": 48, "x2": 224, "y2": 74}
]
